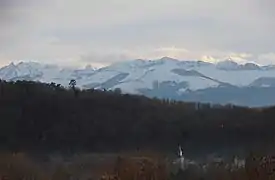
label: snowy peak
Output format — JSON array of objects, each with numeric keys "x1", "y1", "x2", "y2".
[
  {"x1": 216, "y1": 59, "x2": 260, "y2": 71},
  {"x1": 242, "y1": 63, "x2": 260, "y2": 70},
  {"x1": 0, "y1": 62, "x2": 18, "y2": 79},
  {"x1": 0, "y1": 62, "x2": 44, "y2": 80},
  {"x1": 216, "y1": 59, "x2": 239, "y2": 70},
  {"x1": 0, "y1": 61, "x2": 96, "y2": 84},
  {"x1": 159, "y1": 56, "x2": 179, "y2": 63}
]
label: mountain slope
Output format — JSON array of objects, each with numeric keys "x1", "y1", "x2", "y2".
[{"x1": 1, "y1": 57, "x2": 275, "y2": 107}]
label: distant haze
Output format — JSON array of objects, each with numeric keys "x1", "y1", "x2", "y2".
[{"x1": 0, "y1": 0, "x2": 275, "y2": 67}]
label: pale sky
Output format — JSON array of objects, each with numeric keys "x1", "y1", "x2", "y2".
[{"x1": 0, "y1": 0, "x2": 275, "y2": 67}]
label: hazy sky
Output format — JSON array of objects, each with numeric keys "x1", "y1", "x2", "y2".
[{"x1": 0, "y1": 0, "x2": 275, "y2": 67}]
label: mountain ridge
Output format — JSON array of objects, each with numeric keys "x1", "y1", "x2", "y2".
[{"x1": 1, "y1": 57, "x2": 275, "y2": 107}]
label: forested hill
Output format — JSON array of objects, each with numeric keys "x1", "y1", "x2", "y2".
[{"x1": 0, "y1": 80, "x2": 275, "y2": 154}]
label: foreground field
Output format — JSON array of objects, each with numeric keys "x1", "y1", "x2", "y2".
[{"x1": 0, "y1": 151, "x2": 275, "y2": 180}]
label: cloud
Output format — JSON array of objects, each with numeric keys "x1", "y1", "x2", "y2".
[
  {"x1": 80, "y1": 47, "x2": 195, "y2": 66},
  {"x1": 0, "y1": 0, "x2": 274, "y2": 66},
  {"x1": 257, "y1": 53, "x2": 275, "y2": 65}
]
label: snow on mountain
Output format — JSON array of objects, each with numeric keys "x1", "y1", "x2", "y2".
[
  {"x1": 216, "y1": 59, "x2": 240, "y2": 70},
  {"x1": 81, "y1": 57, "x2": 221, "y2": 94},
  {"x1": 1, "y1": 58, "x2": 275, "y2": 94},
  {"x1": 0, "y1": 61, "x2": 95, "y2": 86},
  {"x1": 0, "y1": 62, "x2": 44, "y2": 80},
  {"x1": 249, "y1": 77, "x2": 275, "y2": 87},
  {"x1": 216, "y1": 58, "x2": 261, "y2": 71},
  {"x1": 242, "y1": 63, "x2": 261, "y2": 70},
  {"x1": 3, "y1": 58, "x2": 275, "y2": 106}
]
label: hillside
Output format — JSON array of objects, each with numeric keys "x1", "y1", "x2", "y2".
[{"x1": 0, "y1": 80, "x2": 275, "y2": 155}]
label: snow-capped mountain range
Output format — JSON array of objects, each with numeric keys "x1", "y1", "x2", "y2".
[{"x1": 2, "y1": 57, "x2": 275, "y2": 107}]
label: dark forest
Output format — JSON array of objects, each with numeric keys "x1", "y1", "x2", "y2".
[{"x1": 0, "y1": 79, "x2": 275, "y2": 155}]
